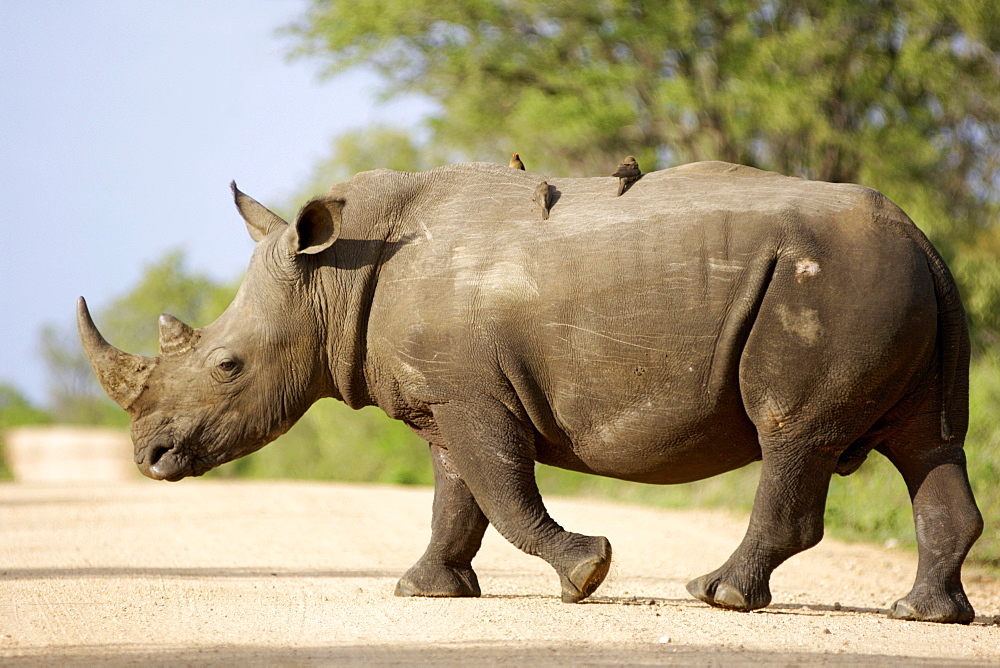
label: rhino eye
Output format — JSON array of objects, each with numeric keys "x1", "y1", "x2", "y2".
[{"x1": 212, "y1": 356, "x2": 242, "y2": 382}]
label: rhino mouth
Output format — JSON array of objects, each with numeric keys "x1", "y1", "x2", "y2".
[
  {"x1": 143, "y1": 442, "x2": 212, "y2": 482},
  {"x1": 146, "y1": 444, "x2": 185, "y2": 481}
]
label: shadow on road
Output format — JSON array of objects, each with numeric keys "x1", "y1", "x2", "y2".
[
  {"x1": 0, "y1": 566, "x2": 399, "y2": 580},
  {"x1": 4, "y1": 642, "x2": 981, "y2": 667}
]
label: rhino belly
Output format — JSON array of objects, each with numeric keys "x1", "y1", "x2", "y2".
[{"x1": 533, "y1": 396, "x2": 763, "y2": 485}]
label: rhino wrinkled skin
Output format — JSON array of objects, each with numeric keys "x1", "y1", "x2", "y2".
[{"x1": 78, "y1": 161, "x2": 983, "y2": 623}]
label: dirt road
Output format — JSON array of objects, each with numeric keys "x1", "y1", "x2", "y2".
[{"x1": 2, "y1": 480, "x2": 998, "y2": 665}]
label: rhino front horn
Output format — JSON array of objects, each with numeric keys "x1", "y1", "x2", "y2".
[{"x1": 76, "y1": 297, "x2": 156, "y2": 411}]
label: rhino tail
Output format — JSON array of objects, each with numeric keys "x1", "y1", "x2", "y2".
[
  {"x1": 899, "y1": 217, "x2": 969, "y2": 442},
  {"x1": 924, "y1": 238, "x2": 969, "y2": 442}
]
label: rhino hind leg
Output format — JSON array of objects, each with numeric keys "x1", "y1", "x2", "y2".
[
  {"x1": 881, "y1": 428, "x2": 982, "y2": 624},
  {"x1": 687, "y1": 444, "x2": 838, "y2": 612},
  {"x1": 396, "y1": 444, "x2": 489, "y2": 598},
  {"x1": 429, "y1": 402, "x2": 613, "y2": 603}
]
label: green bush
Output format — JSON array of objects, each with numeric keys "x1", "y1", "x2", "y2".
[
  {"x1": 0, "y1": 384, "x2": 54, "y2": 480},
  {"x1": 966, "y1": 352, "x2": 1000, "y2": 569},
  {"x1": 208, "y1": 399, "x2": 432, "y2": 486}
]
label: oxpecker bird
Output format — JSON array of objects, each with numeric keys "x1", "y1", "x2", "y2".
[
  {"x1": 612, "y1": 155, "x2": 641, "y2": 196},
  {"x1": 533, "y1": 181, "x2": 553, "y2": 220},
  {"x1": 509, "y1": 153, "x2": 525, "y2": 170}
]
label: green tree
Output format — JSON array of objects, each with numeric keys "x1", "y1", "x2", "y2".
[
  {"x1": 287, "y1": 124, "x2": 452, "y2": 209},
  {"x1": 100, "y1": 249, "x2": 239, "y2": 356},
  {"x1": 39, "y1": 323, "x2": 125, "y2": 425},
  {"x1": 288, "y1": 0, "x2": 1000, "y2": 343}
]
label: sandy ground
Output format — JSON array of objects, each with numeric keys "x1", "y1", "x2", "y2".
[{"x1": 1, "y1": 479, "x2": 998, "y2": 666}]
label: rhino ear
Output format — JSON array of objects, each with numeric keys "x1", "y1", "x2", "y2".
[
  {"x1": 231, "y1": 181, "x2": 288, "y2": 242},
  {"x1": 287, "y1": 197, "x2": 343, "y2": 255}
]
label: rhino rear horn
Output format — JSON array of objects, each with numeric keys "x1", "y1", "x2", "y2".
[
  {"x1": 231, "y1": 181, "x2": 288, "y2": 242},
  {"x1": 76, "y1": 297, "x2": 156, "y2": 411},
  {"x1": 158, "y1": 313, "x2": 198, "y2": 357}
]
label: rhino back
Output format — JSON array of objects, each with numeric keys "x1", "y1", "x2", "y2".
[{"x1": 359, "y1": 162, "x2": 935, "y2": 482}]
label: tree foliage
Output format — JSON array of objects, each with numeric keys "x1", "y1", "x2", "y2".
[
  {"x1": 39, "y1": 323, "x2": 125, "y2": 425},
  {"x1": 288, "y1": 124, "x2": 454, "y2": 207},
  {"x1": 288, "y1": 0, "x2": 1000, "y2": 344},
  {"x1": 100, "y1": 250, "x2": 238, "y2": 356}
]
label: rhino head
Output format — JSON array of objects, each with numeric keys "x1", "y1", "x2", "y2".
[{"x1": 78, "y1": 183, "x2": 344, "y2": 481}]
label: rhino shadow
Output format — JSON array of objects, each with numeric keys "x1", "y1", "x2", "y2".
[
  {"x1": 323, "y1": 237, "x2": 410, "y2": 271},
  {"x1": 548, "y1": 186, "x2": 563, "y2": 208}
]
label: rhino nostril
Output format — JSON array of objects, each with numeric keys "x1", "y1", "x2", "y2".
[{"x1": 148, "y1": 445, "x2": 170, "y2": 467}]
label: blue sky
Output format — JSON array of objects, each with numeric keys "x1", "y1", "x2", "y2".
[{"x1": 1, "y1": 1, "x2": 431, "y2": 405}]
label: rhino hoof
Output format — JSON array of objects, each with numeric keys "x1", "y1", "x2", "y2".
[
  {"x1": 686, "y1": 574, "x2": 769, "y2": 612},
  {"x1": 709, "y1": 584, "x2": 751, "y2": 611},
  {"x1": 888, "y1": 594, "x2": 974, "y2": 624},
  {"x1": 394, "y1": 562, "x2": 481, "y2": 598},
  {"x1": 560, "y1": 537, "x2": 612, "y2": 603}
]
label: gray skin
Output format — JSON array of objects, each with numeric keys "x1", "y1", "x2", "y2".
[{"x1": 78, "y1": 161, "x2": 983, "y2": 623}]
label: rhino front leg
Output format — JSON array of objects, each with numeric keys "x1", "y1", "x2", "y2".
[
  {"x1": 687, "y1": 446, "x2": 836, "y2": 612},
  {"x1": 431, "y1": 402, "x2": 612, "y2": 603},
  {"x1": 396, "y1": 443, "x2": 489, "y2": 598}
]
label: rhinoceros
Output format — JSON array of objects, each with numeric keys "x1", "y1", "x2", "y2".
[{"x1": 78, "y1": 161, "x2": 982, "y2": 623}]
